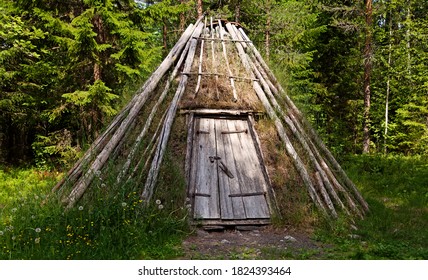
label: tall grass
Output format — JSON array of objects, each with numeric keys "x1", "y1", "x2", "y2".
[
  {"x1": 0, "y1": 167, "x2": 190, "y2": 260},
  {"x1": 315, "y1": 154, "x2": 428, "y2": 259}
]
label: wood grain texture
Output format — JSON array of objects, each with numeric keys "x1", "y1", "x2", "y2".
[{"x1": 189, "y1": 117, "x2": 270, "y2": 221}]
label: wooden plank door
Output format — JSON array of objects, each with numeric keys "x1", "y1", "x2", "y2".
[{"x1": 190, "y1": 117, "x2": 270, "y2": 221}]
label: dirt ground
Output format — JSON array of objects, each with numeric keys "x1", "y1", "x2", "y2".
[{"x1": 181, "y1": 225, "x2": 331, "y2": 259}]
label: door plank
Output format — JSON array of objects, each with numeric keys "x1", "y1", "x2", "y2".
[
  {"x1": 231, "y1": 120, "x2": 270, "y2": 219},
  {"x1": 216, "y1": 119, "x2": 246, "y2": 219},
  {"x1": 193, "y1": 118, "x2": 220, "y2": 219}
]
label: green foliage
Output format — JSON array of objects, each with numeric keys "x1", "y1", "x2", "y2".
[
  {"x1": 316, "y1": 155, "x2": 428, "y2": 259},
  {"x1": 31, "y1": 129, "x2": 81, "y2": 169},
  {"x1": 0, "y1": 167, "x2": 190, "y2": 259}
]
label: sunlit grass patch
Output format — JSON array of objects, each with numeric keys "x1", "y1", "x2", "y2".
[{"x1": 315, "y1": 154, "x2": 428, "y2": 259}]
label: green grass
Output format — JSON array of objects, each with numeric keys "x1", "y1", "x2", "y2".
[
  {"x1": 1, "y1": 154, "x2": 427, "y2": 259},
  {"x1": 314, "y1": 154, "x2": 428, "y2": 259},
  {"x1": 0, "y1": 166, "x2": 190, "y2": 260}
]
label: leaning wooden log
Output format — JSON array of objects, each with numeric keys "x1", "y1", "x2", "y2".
[
  {"x1": 239, "y1": 27, "x2": 369, "y2": 215},
  {"x1": 141, "y1": 22, "x2": 205, "y2": 203},
  {"x1": 184, "y1": 113, "x2": 195, "y2": 186},
  {"x1": 210, "y1": 17, "x2": 220, "y2": 100},
  {"x1": 227, "y1": 22, "x2": 337, "y2": 216},
  {"x1": 218, "y1": 20, "x2": 238, "y2": 102},
  {"x1": 52, "y1": 101, "x2": 131, "y2": 193},
  {"x1": 126, "y1": 109, "x2": 168, "y2": 183},
  {"x1": 117, "y1": 31, "x2": 194, "y2": 183},
  {"x1": 250, "y1": 58, "x2": 346, "y2": 216},
  {"x1": 247, "y1": 53, "x2": 363, "y2": 216},
  {"x1": 252, "y1": 81, "x2": 329, "y2": 216},
  {"x1": 194, "y1": 18, "x2": 207, "y2": 96},
  {"x1": 64, "y1": 20, "x2": 203, "y2": 209}
]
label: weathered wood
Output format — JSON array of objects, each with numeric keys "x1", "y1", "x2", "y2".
[
  {"x1": 179, "y1": 108, "x2": 263, "y2": 116},
  {"x1": 117, "y1": 30, "x2": 194, "y2": 184},
  {"x1": 248, "y1": 114, "x2": 279, "y2": 217},
  {"x1": 191, "y1": 118, "x2": 220, "y2": 219},
  {"x1": 249, "y1": 55, "x2": 343, "y2": 217},
  {"x1": 225, "y1": 23, "x2": 251, "y2": 72},
  {"x1": 194, "y1": 18, "x2": 207, "y2": 96},
  {"x1": 252, "y1": 81, "x2": 328, "y2": 215},
  {"x1": 64, "y1": 21, "x2": 203, "y2": 209},
  {"x1": 192, "y1": 219, "x2": 270, "y2": 226},
  {"x1": 210, "y1": 17, "x2": 219, "y2": 100},
  {"x1": 184, "y1": 113, "x2": 195, "y2": 187},
  {"x1": 248, "y1": 54, "x2": 362, "y2": 216},
  {"x1": 192, "y1": 36, "x2": 251, "y2": 43},
  {"x1": 216, "y1": 119, "x2": 242, "y2": 219},
  {"x1": 126, "y1": 109, "x2": 167, "y2": 183},
  {"x1": 52, "y1": 102, "x2": 130, "y2": 192},
  {"x1": 243, "y1": 27, "x2": 368, "y2": 214},
  {"x1": 218, "y1": 20, "x2": 238, "y2": 102},
  {"x1": 226, "y1": 25, "x2": 329, "y2": 215},
  {"x1": 182, "y1": 71, "x2": 257, "y2": 82},
  {"x1": 314, "y1": 172, "x2": 338, "y2": 217},
  {"x1": 141, "y1": 22, "x2": 205, "y2": 203},
  {"x1": 231, "y1": 119, "x2": 270, "y2": 219},
  {"x1": 237, "y1": 26, "x2": 368, "y2": 217}
]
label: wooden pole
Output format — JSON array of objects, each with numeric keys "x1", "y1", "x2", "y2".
[
  {"x1": 117, "y1": 31, "x2": 194, "y2": 183},
  {"x1": 195, "y1": 18, "x2": 207, "y2": 96},
  {"x1": 64, "y1": 20, "x2": 204, "y2": 209},
  {"x1": 210, "y1": 17, "x2": 219, "y2": 100},
  {"x1": 239, "y1": 27, "x2": 369, "y2": 214},
  {"x1": 218, "y1": 20, "x2": 238, "y2": 102},
  {"x1": 141, "y1": 21, "x2": 205, "y2": 203}
]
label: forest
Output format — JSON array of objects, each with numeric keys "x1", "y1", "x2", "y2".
[
  {"x1": 1, "y1": 0, "x2": 428, "y2": 166},
  {"x1": 0, "y1": 0, "x2": 427, "y2": 260}
]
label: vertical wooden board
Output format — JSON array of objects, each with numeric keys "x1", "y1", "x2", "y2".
[
  {"x1": 231, "y1": 120, "x2": 270, "y2": 219},
  {"x1": 193, "y1": 118, "x2": 220, "y2": 219},
  {"x1": 216, "y1": 119, "x2": 246, "y2": 220}
]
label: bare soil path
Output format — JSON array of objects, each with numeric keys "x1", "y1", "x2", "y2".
[{"x1": 181, "y1": 226, "x2": 331, "y2": 259}]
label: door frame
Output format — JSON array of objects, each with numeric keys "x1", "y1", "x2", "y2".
[{"x1": 184, "y1": 111, "x2": 277, "y2": 226}]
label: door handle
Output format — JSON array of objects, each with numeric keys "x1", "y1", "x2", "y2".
[
  {"x1": 219, "y1": 161, "x2": 234, "y2": 179},
  {"x1": 209, "y1": 156, "x2": 221, "y2": 163}
]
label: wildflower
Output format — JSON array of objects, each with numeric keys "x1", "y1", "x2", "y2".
[
  {"x1": 121, "y1": 202, "x2": 127, "y2": 207},
  {"x1": 155, "y1": 199, "x2": 161, "y2": 205},
  {"x1": 186, "y1": 197, "x2": 191, "y2": 202},
  {"x1": 35, "y1": 237, "x2": 40, "y2": 244},
  {"x1": 78, "y1": 206, "x2": 84, "y2": 211},
  {"x1": 11, "y1": 208, "x2": 17, "y2": 213},
  {"x1": 34, "y1": 195, "x2": 39, "y2": 200},
  {"x1": 95, "y1": 170, "x2": 101, "y2": 176},
  {"x1": 185, "y1": 204, "x2": 192, "y2": 209},
  {"x1": 0, "y1": 231, "x2": 4, "y2": 236},
  {"x1": 158, "y1": 204, "x2": 164, "y2": 210},
  {"x1": 31, "y1": 215, "x2": 35, "y2": 220},
  {"x1": 11, "y1": 236, "x2": 16, "y2": 240},
  {"x1": 35, "y1": 228, "x2": 41, "y2": 233},
  {"x1": 101, "y1": 183, "x2": 106, "y2": 188}
]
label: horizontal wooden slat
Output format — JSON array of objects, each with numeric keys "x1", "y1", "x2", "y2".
[
  {"x1": 221, "y1": 129, "x2": 248, "y2": 134},
  {"x1": 229, "y1": 192, "x2": 266, "y2": 197},
  {"x1": 194, "y1": 193, "x2": 211, "y2": 197}
]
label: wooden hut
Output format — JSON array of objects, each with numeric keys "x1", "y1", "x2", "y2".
[{"x1": 54, "y1": 17, "x2": 368, "y2": 227}]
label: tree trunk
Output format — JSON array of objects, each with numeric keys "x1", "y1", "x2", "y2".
[
  {"x1": 163, "y1": 20, "x2": 168, "y2": 50},
  {"x1": 235, "y1": 0, "x2": 241, "y2": 22},
  {"x1": 363, "y1": 0, "x2": 373, "y2": 154},
  {"x1": 179, "y1": 0, "x2": 186, "y2": 33},
  {"x1": 384, "y1": 11, "x2": 392, "y2": 154},
  {"x1": 197, "y1": 0, "x2": 203, "y2": 18},
  {"x1": 265, "y1": 7, "x2": 271, "y2": 62},
  {"x1": 406, "y1": 2, "x2": 411, "y2": 76}
]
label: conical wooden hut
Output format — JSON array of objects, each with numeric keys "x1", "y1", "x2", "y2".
[{"x1": 54, "y1": 17, "x2": 368, "y2": 227}]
